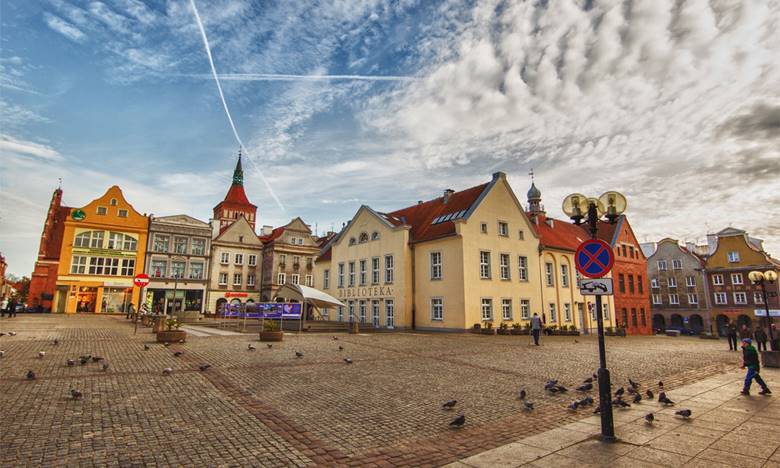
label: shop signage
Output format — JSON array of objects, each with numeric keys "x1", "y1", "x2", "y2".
[
  {"x1": 72, "y1": 247, "x2": 137, "y2": 257},
  {"x1": 336, "y1": 286, "x2": 394, "y2": 299},
  {"x1": 225, "y1": 292, "x2": 248, "y2": 297},
  {"x1": 71, "y1": 209, "x2": 86, "y2": 221},
  {"x1": 222, "y1": 302, "x2": 302, "y2": 319},
  {"x1": 754, "y1": 309, "x2": 780, "y2": 317}
]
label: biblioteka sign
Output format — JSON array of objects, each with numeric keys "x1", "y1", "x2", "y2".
[{"x1": 337, "y1": 286, "x2": 394, "y2": 299}]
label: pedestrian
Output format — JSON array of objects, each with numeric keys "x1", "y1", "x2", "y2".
[
  {"x1": 531, "y1": 313, "x2": 542, "y2": 346},
  {"x1": 740, "y1": 338, "x2": 772, "y2": 396},
  {"x1": 727, "y1": 322, "x2": 738, "y2": 351},
  {"x1": 126, "y1": 303, "x2": 135, "y2": 320},
  {"x1": 7, "y1": 298, "x2": 17, "y2": 318},
  {"x1": 739, "y1": 324, "x2": 751, "y2": 340},
  {"x1": 754, "y1": 326, "x2": 768, "y2": 352}
]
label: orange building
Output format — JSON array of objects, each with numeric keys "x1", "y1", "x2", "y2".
[
  {"x1": 53, "y1": 186, "x2": 149, "y2": 313},
  {"x1": 28, "y1": 187, "x2": 71, "y2": 311}
]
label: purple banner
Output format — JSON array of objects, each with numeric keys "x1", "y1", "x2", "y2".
[{"x1": 221, "y1": 302, "x2": 302, "y2": 319}]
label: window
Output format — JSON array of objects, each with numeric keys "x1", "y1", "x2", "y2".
[
  {"x1": 189, "y1": 262, "x2": 204, "y2": 279},
  {"x1": 480, "y1": 223, "x2": 488, "y2": 234},
  {"x1": 385, "y1": 255, "x2": 394, "y2": 283},
  {"x1": 385, "y1": 300, "x2": 395, "y2": 328},
  {"x1": 687, "y1": 293, "x2": 698, "y2": 305},
  {"x1": 372, "y1": 300, "x2": 380, "y2": 326},
  {"x1": 714, "y1": 292, "x2": 727, "y2": 304},
  {"x1": 631, "y1": 308, "x2": 638, "y2": 327},
  {"x1": 110, "y1": 198, "x2": 117, "y2": 206},
  {"x1": 430, "y1": 252, "x2": 442, "y2": 280},
  {"x1": 89, "y1": 231, "x2": 104, "y2": 248},
  {"x1": 323, "y1": 270, "x2": 330, "y2": 289},
  {"x1": 293, "y1": 256, "x2": 300, "y2": 266},
  {"x1": 628, "y1": 274, "x2": 635, "y2": 294},
  {"x1": 618, "y1": 274, "x2": 626, "y2": 293},
  {"x1": 70, "y1": 256, "x2": 87, "y2": 274},
  {"x1": 107, "y1": 232, "x2": 123, "y2": 249},
  {"x1": 621, "y1": 308, "x2": 628, "y2": 326},
  {"x1": 640, "y1": 308, "x2": 647, "y2": 326},
  {"x1": 359, "y1": 260, "x2": 367, "y2": 286},
  {"x1": 669, "y1": 294, "x2": 680, "y2": 304},
  {"x1": 621, "y1": 245, "x2": 627, "y2": 257},
  {"x1": 481, "y1": 298, "x2": 493, "y2": 320},
  {"x1": 561, "y1": 264, "x2": 569, "y2": 288},
  {"x1": 518, "y1": 256, "x2": 528, "y2": 281},
  {"x1": 734, "y1": 292, "x2": 747, "y2": 304},
  {"x1": 153, "y1": 234, "x2": 169, "y2": 253},
  {"x1": 247, "y1": 274, "x2": 255, "y2": 287},
  {"x1": 173, "y1": 237, "x2": 187, "y2": 254},
  {"x1": 119, "y1": 258, "x2": 134, "y2": 276},
  {"x1": 520, "y1": 299, "x2": 530, "y2": 320},
  {"x1": 289, "y1": 236, "x2": 297, "y2": 245},
  {"x1": 232, "y1": 273, "x2": 241, "y2": 286},
  {"x1": 545, "y1": 262, "x2": 554, "y2": 286},
  {"x1": 337, "y1": 306, "x2": 343, "y2": 322},
  {"x1": 306, "y1": 257, "x2": 313, "y2": 268},
  {"x1": 278, "y1": 273, "x2": 286, "y2": 285},
  {"x1": 74, "y1": 231, "x2": 91, "y2": 248},
  {"x1": 220, "y1": 252, "x2": 229, "y2": 264},
  {"x1": 497, "y1": 298, "x2": 512, "y2": 320},
  {"x1": 727, "y1": 251, "x2": 740, "y2": 263},
  {"x1": 151, "y1": 260, "x2": 167, "y2": 277},
  {"x1": 117, "y1": 208, "x2": 129, "y2": 218},
  {"x1": 359, "y1": 300, "x2": 366, "y2": 323},
  {"x1": 248, "y1": 255, "x2": 256, "y2": 266},
  {"x1": 637, "y1": 275, "x2": 644, "y2": 294},
  {"x1": 548, "y1": 303, "x2": 557, "y2": 322},
  {"x1": 754, "y1": 291, "x2": 764, "y2": 304},
  {"x1": 657, "y1": 260, "x2": 667, "y2": 271},
  {"x1": 564, "y1": 303, "x2": 571, "y2": 322},
  {"x1": 191, "y1": 238, "x2": 206, "y2": 256},
  {"x1": 359, "y1": 232, "x2": 369, "y2": 243},
  {"x1": 291, "y1": 274, "x2": 300, "y2": 285},
  {"x1": 603, "y1": 303, "x2": 610, "y2": 321},
  {"x1": 667, "y1": 277, "x2": 677, "y2": 288},
  {"x1": 349, "y1": 237, "x2": 356, "y2": 246},
  {"x1": 672, "y1": 259, "x2": 682, "y2": 270},
  {"x1": 500, "y1": 254, "x2": 510, "y2": 280},
  {"x1": 107, "y1": 258, "x2": 121, "y2": 275},
  {"x1": 171, "y1": 261, "x2": 185, "y2": 278},
  {"x1": 372, "y1": 257, "x2": 380, "y2": 284},
  {"x1": 686, "y1": 276, "x2": 696, "y2": 287},
  {"x1": 371, "y1": 231, "x2": 380, "y2": 241},
  {"x1": 480, "y1": 251, "x2": 491, "y2": 279},
  {"x1": 348, "y1": 262, "x2": 356, "y2": 287},
  {"x1": 234, "y1": 254, "x2": 243, "y2": 265},
  {"x1": 518, "y1": 230, "x2": 525, "y2": 240},
  {"x1": 305, "y1": 275, "x2": 313, "y2": 287},
  {"x1": 651, "y1": 277, "x2": 659, "y2": 288},
  {"x1": 432, "y1": 297, "x2": 444, "y2": 321},
  {"x1": 218, "y1": 273, "x2": 228, "y2": 285},
  {"x1": 731, "y1": 273, "x2": 743, "y2": 285},
  {"x1": 88, "y1": 257, "x2": 105, "y2": 275},
  {"x1": 337, "y1": 263, "x2": 344, "y2": 288},
  {"x1": 498, "y1": 221, "x2": 509, "y2": 236},
  {"x1": 629, "y1": 246, "x2": 634, "y2": 258},
  {"x1": 712, "y1": 274, "x2": 724, "y2": 285},
  {"x1": 97, "y1": 206, "x2": 107, "y2": 215},
  {"x1": 652, "y1": 294, "x2": 661, "y2": 304},
  {"x1": 279, "y1": 254, "x2": 287, "y2": 265}
]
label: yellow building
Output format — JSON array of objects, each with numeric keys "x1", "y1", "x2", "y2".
[{"x1": 53, "y1": 186, "x2": 149, "y2": 313}]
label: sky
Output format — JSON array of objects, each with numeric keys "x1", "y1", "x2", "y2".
[{"x1": 1, "y1": 0, "x2": 779, "y2": 276}]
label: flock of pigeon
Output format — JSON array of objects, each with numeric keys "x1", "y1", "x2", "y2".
[{"x1": 443, "y1": 374, "x2": 692, "y2": 429}]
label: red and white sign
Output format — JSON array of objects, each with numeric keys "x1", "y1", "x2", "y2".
[
  {"x1": 133, "y1": 273, "x2": 151, "y2": 288},
  {"x1": 225, "y1": 292, "x2": 248, "y2": 298}
]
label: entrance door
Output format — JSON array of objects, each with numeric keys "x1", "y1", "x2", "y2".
[
  {"x1": 577, "y1": 303, "x2": 585, "y2": 334},
  {"x1": 372, "y1": 300, "x2": 380, "y2": 327},
  {"x1": 385, "y1": 299, "x2": 394, "y2": 328},
  {"x1": 76, "y1": 287, "x2": 97, "y2": 313}
]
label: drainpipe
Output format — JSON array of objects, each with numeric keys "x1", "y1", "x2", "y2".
[{"x1": 410, "y1": 242, "x2": 416, "y2": 330}]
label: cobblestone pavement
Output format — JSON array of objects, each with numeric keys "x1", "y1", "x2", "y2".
[{"x1": 0, "y1": 315, "x2": 743, "y2": 467}]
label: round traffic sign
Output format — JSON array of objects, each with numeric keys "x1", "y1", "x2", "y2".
[
  {"x1": 133, "y1": 273, "x2": 151, "y2": 287},
  {"x1": 575, "y1": 239, "x2": 614, "y2": 278}
]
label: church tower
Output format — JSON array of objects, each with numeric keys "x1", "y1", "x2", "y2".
[
  {"x1": 526, "y1": 169, "x2": 545, "y2": 216},
  {"x1": 212, "y1": 149, "x2": 258, "y2": 235}
]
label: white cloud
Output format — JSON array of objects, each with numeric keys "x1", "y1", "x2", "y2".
[
  {"x1": 43, "y1": 12, "x2": 87, "y2": 42},
  {"x1": 0, "y1": 135, "x2": 63, "y2": 161}
]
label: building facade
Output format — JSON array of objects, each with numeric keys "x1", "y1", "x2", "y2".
[
  {"x1": 206, "y1": 216, "x2": 263, "y2": 314},
  {"x1": 646, "y1": 238, "x2": 711, "y2": 333},
  {"x1": 28, "y1": 187, "x2": 71, "y2": 311},
  {"x1": 53, "y1": 186, "x2": 149, "y2": 313},
  {"x1": 144, "y1": 215, "x2": 211, "y2": 320},
  {"x1": 259, "y1": 217, "x2": 320, "y2": 302},
  {"x1": 705, "y1": 228, "x2": 780, "y2": 333}
]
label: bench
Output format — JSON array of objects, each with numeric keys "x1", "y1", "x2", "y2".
[{"x1": 665, "y1": 329, "x2": 681, "y2": 337}]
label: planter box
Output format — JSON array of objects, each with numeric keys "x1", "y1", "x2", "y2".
[
  {"x1": 497, "y1": 329, "x2": 511, "y2": 335},
  {"x1": 480, "y1": 328, "x2": 497, "y2": 335},
  {"x1": 665, "y1": 330, "x2": 681, "y2": 337},
  {"x1": 156, "y1": 330, "x2": 186, "y2": 343},
  {"x1": 260, "y1": 331, "x2": 284, "y2": 342},
  {"x1": 510, "y1": 329, "x2": 526, "y2": 335},
  {"x1": 761, "y1": 350, "x2": 780, "y2": 368}
]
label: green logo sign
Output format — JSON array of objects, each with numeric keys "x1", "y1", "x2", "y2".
[{"x1": 71, "y1": 209, "x2": 86, "y2": 221}]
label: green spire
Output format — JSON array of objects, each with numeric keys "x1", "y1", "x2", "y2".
[{"x1": 232, "y1": 148, "x2": 244, "y2": 185}]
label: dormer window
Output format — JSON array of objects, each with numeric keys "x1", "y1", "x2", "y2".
[
  {"x1": 110, "y1": 198, "x2": 117, "y2": 206},
  {"x1": 359, "y1": 232, "x2": 369, "y2": 243}
]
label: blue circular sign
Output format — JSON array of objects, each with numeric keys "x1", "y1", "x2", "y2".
[{"x1": 575, "y1": 239, "x2": 614, "y2": 278}]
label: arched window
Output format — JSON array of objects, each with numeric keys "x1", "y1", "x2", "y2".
[
  {"x1": 74, "y1": 230, "x2": 104, "y2": 248},
  {"x1": 371, "y1": 231, "x2": 380, "y2": 241},
  {"x1": 110, "y1": 198, "x2": 117, "y2": 206},
  {"x1": 349, "y1": 237, "x2": 356, "y2": 246},
  {"x1": 359, "y1": 232, "x2": 369, "y2": 243}
]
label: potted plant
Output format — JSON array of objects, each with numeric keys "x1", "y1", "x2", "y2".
[
  {"x1": 260, "y1": 320, "x2": 284, "y2": 342},
  {"x1": 497, "y1": 322, "x2": 511, "y2": 335},
  {"x1": 480, "y1": 321, "x2": 497, "y2": 335},
  {"x1": 605, "y1": 326, "x2": 615, "y2": 336},
  {"x1": 156, "y1": 318, "x2": 186, "y2": 343},
  {"x1": 511, "y1": 323, "x2": 524, "y2": 335}
]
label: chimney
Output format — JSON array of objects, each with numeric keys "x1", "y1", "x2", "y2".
[
  {"x1": 261, "y1": 225, "x2": 273, "y2": 236},
  {"x1": 443, "y1": 189, "x2": 454, "y2": 204},
  {"x1": 417, "y1": 200, "x2": 423, "y2": 205},
  {"x1": 685, "y1": 242, "x2": 696, "y2": 253}
]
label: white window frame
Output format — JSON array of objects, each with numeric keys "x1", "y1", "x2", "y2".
[
  {"x1": 359, "y1": 300, "x2": 366, "y2": 323},
  {"x1": 498, "y1": 221, "x2": 509, "y2": 237},
  {"x1": 548, "y1": 303, "x2": 557, "y2": 322},
  {"x1": 545, "y1": 262, "x2": 554, "y2": 287},
  {"x1": 561, "y1": 264, "x2": 569, "y2": 288},
  {"x1": 305, "y1": 275, "x2": 313, "y2": 287},
  {"x1": 520, "y1": 299, "x2": 530, "y2": 320},
  {"x1": 733, "y1": 292, "x2": 747, "y2": 304},
  {"x1": 248, "y1": 254, "x2": 257, "y2": 266},
  {"x1": 234, "y1": 253, "x2": 243, "y2": 265},
  {"x1": 220, "y1": 252, "x2": 229, "y2": 265},
  {"x1": 657, "y1": 260, "x2": 667, "y2": 271},
  {"x1": 518, "y1": 256, "x2": 528, "y2": 281},
  {"x1": 384, "y1": 255, "x2": 394, "y2": 284},
  {"x1": 120, "y1": 258, "x2": 135, "y2": 276},
  {"x1": 652, "y1": 294, "x2": 662, "y2": 305},
  {"x1": 712, "y1": 274, "x2": 724, "y2": 285},
  {"x1": 667, "y1": 277, "x2": 677, "y2": 288},
  {"x1": 714, "y1": 292, "x2": 727, "y2": 304},
  {"x1": 233, "y1": 273, "x2": 242, "y2": 286},
  {"x1": 323, "y1": 270, "x2": 330, "y2": 289},
  {"x1": 70, "y1": 255, "x2": 87, "y2": 274},
  {"x1": 291, "y1": 274, "x2": 300, "y2": 285},
  {"x1": 430, "y1": 252, "x2": 442, "y2": 280},
  {"x1": 359, "y1": 259, "x2": 367, "y2": 286},
  {"x1": 727, "y1": 251, "x2": 740, "y2": 263},
  {"x1": 731, "y1": 273, "x2": 743, "y2": 285},
  {"x1": 188, "y1": 262, "x2": 204, "y2": 279},
  {"x1": 669, "y1": 294, "x2": 679, "y2": 305},
  {"x1": 685, "y1": 276, "x2": 695, "y2": 287},
  {"x1": 431, "y1": 297, "x2": 444, "y2": 321},
  {"x1": 672, "y1": 259, "x2": 682, "y2": 270},
  {"x1": 247, "y1": 274, "x2": 255, "y2": 287},
  {"x1": 337, "y1": 263, "x2": 344, "y2": 288},
  {"x1": 218, "y1": 273, "x2": 228, "y2": 285},
  {"x1": 754, "y1": 291, "x2": 764, "y2": 304},
  {"x1": 385, "y1": 300, "x2": 395, "y2": 328},
  {"x1": 651, "y1": 277, "x2": 659, "y2": 288},
  {"x1": 348, "y1": 262, "x2": 356, "y2": 287},
  {"x1": 564, "y1": 303, "x2": 571, "y2": 322},
  {"x1": 372, "y1": 257, "x2": 380, "y2": 284},
  {"x1": 372, "y1": 300, "x2": 380, "y2": 326},
  {"x1": 687, "y1": 293, "x2": 698, "y2": 305},
  {"x1": 499, "y1": 253, "x2": 510, "y2": 280},
  {"x1": 278, "y1": 272, "x2": 286, "y2": 285},
  {"x1": 191, "y1": 238, "x2": 206, "y2": 256},
  {"x1": 480, "y1": 251, "x2": 491, "y2": 279},
  {"x1": 481, "y1": 298, "x2": 493, "y2": 321},
  {"x1": 501, "y1": 298, "x2": 512, "y2": 321}
]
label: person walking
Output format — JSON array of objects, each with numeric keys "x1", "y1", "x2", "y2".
[
  {"x1": 727, "y1": 322, "x2": 738, "y2": 351},
  {"x1": 126, "y1": 303, "x2": 135, "y2": 320},
  {"x1": 740, "y1": 338, "x2": 771, "y2": 396},
  {"x1": 754, "y1": 326, "x2": 768, "y2": 352},
  {"x1": 531, "y1": 313, "x2": 542, "y2": 346},
  {"x1": 7, "y1": 298, "x2": 17, "y2": 318},
  {"x1": 739, "y1": 324, "x2": 752, "y2": 340}
]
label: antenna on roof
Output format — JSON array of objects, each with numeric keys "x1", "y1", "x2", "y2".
[{"x1": 528, "y1": 168, "x2": 534, "y2": 182}]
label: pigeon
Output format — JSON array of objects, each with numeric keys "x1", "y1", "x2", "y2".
[
  {"x1": 593, "y1": 406, "x2": 601, "y2": 414},
  {"x1": 567, "y1": 401, "x2": 580, "y2": 411},
  {"x1": 9, "y1": 332, "x2": 17, "y2": 336},
  {"x1": 163, "y1": 343, "x2": 170, "y2": 347},
  {"x1": 633, "y1": 393, "x2": 642, "y2": 404},
  {"x1": 338, "y1": 346, "x2": 344, "y2": 351},
  {"x1": 173, "y1": 351, "x2": 183, "y2": 357},
  {"x1": 612, "y1": 397, "x2": 631, "y2": 408},
  {"x1": 344, "y1": 358, "x2": 353, "y2": 364},
  {"x1": 91, "y1": 356, "x2": 103, "y2": 362},
  {"x1": 162, "y1": 367, "x2": 173, "y2": 375},
  {"x1": 333, "y1": 336, "x2": 338, "y2": 341},
  {"x1": 583, "y1": 377, "x2": 594, "y2": 384},
  {"x1": 658, "y1": 392, "x2": 674, "y2": 406},
  {"x1": 79, "y1": 357, "x2": 89, "y2": 365},
  {"x1": 178, "y1": 339, "x2": 185, "y2": 344},
  {"x1": 0, "y1": 350, "x2": 5, "y2": 358},
  {"x1": 266, "y1": 344, "x2": 273, "y2": 349},
  {"x1": 26, "y1": 370, "x2": 36, "y2": 380},
  {"x1": 144, "y1": 344, "x2": 150, "y2": 351},
  {"x1": 101, "y1": 363, "x2": 109, "y2": 371},
  {"x1": 518, "y1": 389, "x2": 527, "y2": 400},
  {"x1": 675, "y1": 409, "x2": 692, "y2": 418},
  {"x1": 70, "y1": 389, "x2": 82, "y2": 400},
  {"x1": 627, "y1": 386, "x2": 636, "y2": 395},
  {"x1": 0, "y1": 332, "x2": 5, "y2": 336},
  {"x1": 247, "y1": 344, "x2": 256, "y2": 351},
  {"x1": 295, "y1": 352, "x2": 304, "y2": 358},
  {"x1": 54, "y1": 339, "x2": 59, "y2": 346},
  {"x1": 556, "y1": 385, "x2": 568, "y2": 393},
  {"x1": 646, "y1": 389, "x2": 654, "y2": 399},
  {"x1": 629, "y1": 378, "x2": 639, "y2": 389},
  {"x1": 574, "y1": 339, "x2": 579, "y2": 344},
  {"x1": 576, "y1": 383, "x2": 593, "y2": 392},
  {"x1": 523, "y1": 401, "x2": 534, "y2": 411},
  {"x1": 442, "y1": 400, "x2": 457, "y2": 410},
  {"x1": 199, "y1": 364, "x2": 211, "y2": 371},
  {"x1": 547, "y1": 386, "x2": 560, "y2": 394},
  {"x1": 578, "y1": 396, "x2": 594, "y2": 407},
  {"x1": 615, "y1": 387, "x2": 625, "y2": 397},
  {"x1": 544, "y1": 379, "x2": 558, "y2": 389},
  {"x1": 592, "y1": 373, "x2": 598, "y2": 380},
  {"x1": 38, "y1": 351, "x2": 46, "y2": 358},
  {"x1": 644, "y1": 413, "x2": 654, "y2": 424},
  {"x1": 658, "y1": 381, "x2": 664, "y2": 388},
  {"x1": 449, "y1": 414, "x2": 465, "y2": 428}
]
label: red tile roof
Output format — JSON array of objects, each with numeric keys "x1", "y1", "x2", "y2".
[
  {"x1": 387, "y1": 183, "x2": 490, "y2": 243},
  {"x1": 531, "y1": 214, "x2": 589, "y2": 252},
  {"x1": 258, "y1": 227, "x2": 285, "y2": 243},
  {"x1": 220, "y1": 184, "x2": 255, "y2": 207},
  {"x1": 596, "y1": 219, "x2": 620, "y2": 246}
]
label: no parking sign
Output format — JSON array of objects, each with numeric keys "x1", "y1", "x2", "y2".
[{"x1": 575, "y1": 239, "x2": 614, "y2": 278}]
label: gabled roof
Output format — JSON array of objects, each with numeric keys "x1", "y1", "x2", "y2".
[
  {"x1": 258, "y1": 227, "x2": 285, "y2": 243},
  {"x1": 595, "y1": 217, "x2": 622, "y2": 247},
  {"x1": 532, "y1": 214, "x2": 589, "y2": 252}
]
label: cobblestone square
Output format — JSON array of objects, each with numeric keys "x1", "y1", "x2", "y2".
[{"x1": 0, "y1": 315, "x2": 744, "y2": 466}]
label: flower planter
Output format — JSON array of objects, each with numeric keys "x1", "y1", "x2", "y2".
[
  {"x1": 260, "y1": 331, "x2": 284, "y2": 342},
  {"x1": 497, "y1": 329, "x2": 511, "y2": 335},
  {"x1": 156, "y1": 330, "x2": 186, "y2": 343},
  {"x1": 510, "y1": 329, "x2": 525, "y2": 335},
  {"x1": 480, "y1": 328, "x2": 497, "y2": 335}
]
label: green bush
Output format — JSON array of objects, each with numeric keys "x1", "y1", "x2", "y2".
[
  {"x1": 512, "y1": 322, "x2": 522, "y2": 329},
  {"x1": 263, "y1": 320, "x2": 279, "y2": 332},
  {"x1": 499, "y1": 322, "x2": 509, "y2": 330}
]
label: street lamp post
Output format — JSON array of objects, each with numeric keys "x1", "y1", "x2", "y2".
[
  {"x1": 562, "y1": 191, "x2": 627, "y2": 443},
  {"x1": 749, "y1": 270, "x2": 779, "y2": 350}
]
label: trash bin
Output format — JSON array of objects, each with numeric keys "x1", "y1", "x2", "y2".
[{"x1": 770, "y1": 338, "x2": 780, "y2": 352}]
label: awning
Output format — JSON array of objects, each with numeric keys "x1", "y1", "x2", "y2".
[{"x1": 278, "y1": 283, "x2": 345, "y2": 308}]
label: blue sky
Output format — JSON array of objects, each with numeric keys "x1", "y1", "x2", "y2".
[{"x1": 1, "y1": 0, "x2": 779, "y2": 276}]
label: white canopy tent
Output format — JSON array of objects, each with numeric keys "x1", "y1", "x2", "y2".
[{"x1": 278, "y1": 283, "x2": 345, "y2": 332}]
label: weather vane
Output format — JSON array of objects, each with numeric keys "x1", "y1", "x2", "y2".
[{"x1": 528, "y1": 168, "x2": 534, "y2": 182}]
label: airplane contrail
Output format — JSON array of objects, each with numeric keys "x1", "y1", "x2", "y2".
[
  {"x1": 201, "y1": 73, "x2": 418, "y2": 82},
  {"x1": 189, "y1": 0, "x2": 287, "y2": 215}
]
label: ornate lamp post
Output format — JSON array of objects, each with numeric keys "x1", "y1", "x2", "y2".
[
  {"x1": 562, "y1": 191, "x2": 627, "y2": 442},
  {"x1": 748, "y1": 270, "x2": 778, "y2": 350}
]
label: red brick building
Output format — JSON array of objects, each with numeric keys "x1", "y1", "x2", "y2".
[
  {"x1": 211, "y1": 151, "x2": 258, "y2": 235},
  {"x1": 28, "y1": 187, "x2": 71, "y2": 311},
  {"x1": 598, "y1": 216, "x2": 652, "y2": 335}
]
